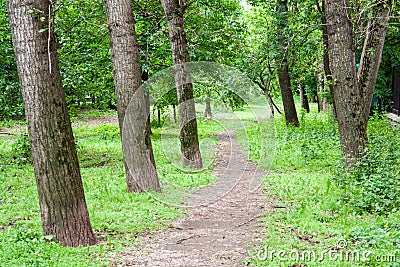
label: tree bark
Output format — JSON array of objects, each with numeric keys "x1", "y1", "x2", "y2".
[
  {"x1": 299, "y1": 85, "x2": 310, "y2": 113},
  {"x1": 204, "y1": 97, "x2": 212, "y2": 120},
  {"x1": 172, "y1": 104, "x2": 177, "y2": 123},
  {"x1": 254, "y1": 74, "x2": 282, "y2": 118},
  {"x1": 278, "y1": 64, "x2": 299, "y2": 126},
  {"x1": 276, "y1": 0, "x2": 299, "y2": 127},
  {"x1": 6, "y1": 0, "x2": 95, "y2": 247},
  {"x1": 317, "y1": 0, "x2": 335, "y2": 114},
  {"x1": 324, "y1": 0, "x2": 390, "y2": 163},
  {"x1": 157, "y1": 108, "x2": 161, "y2": 125},
  {"x1": 104, "y1": 0, "x2": 160, "y2": 192},
  {"x1": 266, "y1": 92, "x2": 275, "y2": 118},
  {"x1": 317, "y1": 72, "x2": 329, "y2": 112},
  {"x1": 142, "y1": 71, "x2": 156, "y2": 164},
  {"x1": 161, "y1": 0, "x2": 202, "y2": 168}
]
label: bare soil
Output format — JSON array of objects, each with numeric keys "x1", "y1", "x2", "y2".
[
  {"x1": 109, "y1": 129, "x2": 272, "y2": 266},
  {"x1": 73, "y1": 114, "x2": 119, "y2": 128}
]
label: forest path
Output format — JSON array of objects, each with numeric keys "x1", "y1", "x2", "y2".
[{"x1": 110, "y1": 129, "x2": 272, "y2": 266}]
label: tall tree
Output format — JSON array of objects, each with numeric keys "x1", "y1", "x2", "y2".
[
  {"x1": 6, "y1": 0, "x2": 96, "y2": 246},
  {"x1": 299, "y1": 85, "x2": 310, "y2": 113},
  {"x1": 160, "y1": 0, "x2": 203, "y2": 168},
  {"x1": 316, "y1": 0, "x2": 334, "y2": 114},
  {"x1": 324, "y1": 0, "x2": 391, "y2": 163},
  {"x1": 104, "y1": 0, "x2": 160, "y2": 192},
  {"x1": 276, "y1": 0, "x2": 299, "y2": 126}
]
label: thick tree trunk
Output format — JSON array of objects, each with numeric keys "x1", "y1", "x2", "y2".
[
  {"x1": 204, "y1": 97, "x2": 212, "y2": 120},
  {"x1": 161, "y1": 0, "x2": 202, "y2": 168},
  {"x1": 276, "y1": 0, "x2": 299, "y2": 127},
  {"x1": 104, "y1": 0, "x2": 160, "y2": 192},
  {"x1": 6, "y1": 0, "x2": 95, "y2": 247},
  {"x1": 300, "y1": 85, "x2": 310, "y2": 113},
  {"x1": 324, "y1": 0, "x2": 390, "y2": 163}
]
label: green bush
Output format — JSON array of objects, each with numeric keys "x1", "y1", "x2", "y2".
[
  {"x1": 336, "y1": 116, "x2": 400, "y2": 215},
  {"x1": 11, "y1": 134, "x2": 32, "y2": 164},
  {"x1": 0, "y1": 1, "x2": 24, "y2": 121},
  {"x1": 349, "y1": 217, "x2": 400, "y2": 248}
]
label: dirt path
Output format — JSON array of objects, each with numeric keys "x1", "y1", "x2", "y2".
[{"x1": 110, "y1": 129, "x2": 271, "y2": 266}]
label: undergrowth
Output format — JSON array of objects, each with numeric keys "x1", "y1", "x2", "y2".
[
  {"x1": 243, "y1": 105, "x2": 400, "y2": 266},
  {"x1": 0, "y1": 110, "x2": 220, "y2": 266}
]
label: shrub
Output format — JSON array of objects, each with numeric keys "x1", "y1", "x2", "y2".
[
  {"x1": 11, "y1": 134, "x2": 32, "y2": 164},
  {"x1": 336, "y1": 116, "x2": 400, "y2": 215},
  {"x1": 349, "y1": 218, "x2": 400, "y2": 248}
]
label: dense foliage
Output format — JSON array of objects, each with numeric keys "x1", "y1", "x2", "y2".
[
  {"x1": 0, "y1": 0, "x2": 23, "y2": 120},
  {"x1": 336, "y1": 116, "x2": 400, "y2": 214},
  {"x1": 0, "y1": 0, "x2": 399, "y2": 121},
  {"x1": 1, "y1": 0, "x2": 399, "y2": 264},
  {"x1": 56, "y1": 0, "x2": 114, "y2": 109},
  {"x1": 243, "y1": 104, "x2": 399, "y2": 266}
]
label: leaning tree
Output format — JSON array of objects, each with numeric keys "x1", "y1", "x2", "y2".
[
  {"x1": 104, "y1": 0, "x2": 160, "y2": 192},
  {"x1": 6, "y1": 0, "x2": 96, "y2": 246},
  {"x1": 160, "y1": 0, "x2": 203, "y2": 168},
  {"x1": 324, "y1": 0, "x2": 392, "y2": 164}
]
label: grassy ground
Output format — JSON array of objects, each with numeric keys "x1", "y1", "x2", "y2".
[
  {"x1": 243, "y1": 103, "x2": 400, "y2": 266},
  {"x1": 1, "y1": 104, "x2": 399, "y2": 266},
  {"x1": 0, "y1": 110, "x2": 222, "y2": 266}
]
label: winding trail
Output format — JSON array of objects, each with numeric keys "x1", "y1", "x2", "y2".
[{"x1": 110, "y1": 129, "x2": 272, "y2": 266}]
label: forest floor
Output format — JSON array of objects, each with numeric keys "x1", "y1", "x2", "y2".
[
  {"x1": 1, "y1": 108, "x2": 399, "y2": 267},
  {"x1": 108, "y1": 129, "x2": 273, "y2": 266}
]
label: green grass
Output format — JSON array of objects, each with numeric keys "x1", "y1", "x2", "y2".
[
  {"x1": 2, "y1": 106, "x2": 399, "y2": 266},
  {"x1": 242, "y1": 104, "x2": 400, "y2": 266},
  {"x1": 0, "y1": 109, "x2": 221, "y2": 266}
]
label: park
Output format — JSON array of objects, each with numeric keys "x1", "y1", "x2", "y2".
[{"x1": 0, "y1": 0, "x2": 399, "y2": 266}]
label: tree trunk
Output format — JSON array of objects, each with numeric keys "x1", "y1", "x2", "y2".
[
  {"x1": 204, "y1": 97, "x2": 212, "y2": 120},
  {"x1": 142, "y1": 71, "x2": 156, "y2": 164},
  {"x1": 161, "y1": 0, "x2": 202, "y2": 168},
  {"x1": 6, "y1": 0, "x2": 95, "y2": 247},
  {"x1": 255, "y1": 75, "x2": 282, "y2": 118},
  {"x1": 317, "y1": 72, "x2": 329, "y2": 112},
  {"x1": 278, "y1": 64, "x2": 299, "y2": 126},
  {"x1": 324, "y1": 0, "x2": 390, "y2": 163},
  {"x1": 104, "y1": 0, "x2": 160, "y2": 192},
  {"x1": 266, "y1": 93, "x2": 275, "y2": 118},
  {"x1": 172, "y1": 104, "x2": 177, "y2": 123},
  {"x1": 299, "y1": 85, "x2": 310, "y2": 113},
  {"x1": 276, "y1": 0, "x2": 299, "y2": 127},
  {"x1": 144, "y1": 91, "x2": 156, "y2": 167}
]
